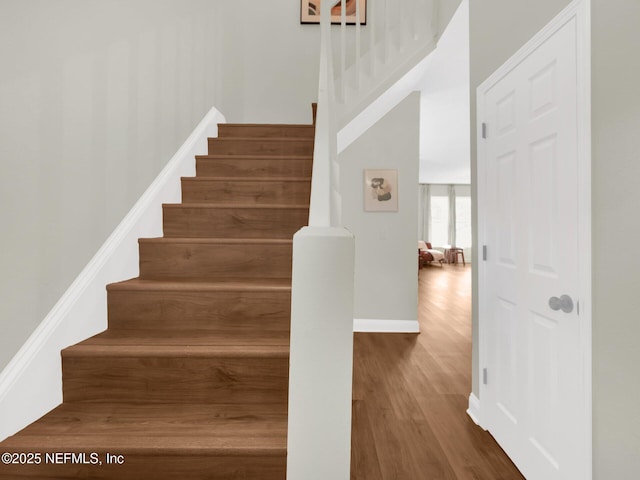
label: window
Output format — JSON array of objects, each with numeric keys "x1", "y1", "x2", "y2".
[
  {"x1": 430, "y1": 195, "x2": 449, "y2": 248},
  {"x1": 455, "y1": 195, "x2": 472, "y2": 248},
  {"x1": 419, "y1": 184, "x2": 473, "y2": 252}
]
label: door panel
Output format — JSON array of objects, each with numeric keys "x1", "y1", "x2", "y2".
[
  {"x1": 496, "y1": 299, "x2": 519, "y2": 424},
  {"x1": 528, "y1": 135, "x2": 558, "y2": 275},
  {"x1": 529, "y1": 311, "x2": 561, "y2": 470},
  {"x1": 480, "y1": 16, "x2": 585, "y2": 480},
  {"x1": 496, "y1": 151, "x2": 518, "y2": 267}
]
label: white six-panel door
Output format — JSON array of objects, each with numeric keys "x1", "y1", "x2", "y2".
[{"x1": 477, "y1": 2, "x2": 591, "y2": 479}]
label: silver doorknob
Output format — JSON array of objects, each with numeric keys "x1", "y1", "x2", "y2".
[{"x1": 549, "y1": 295, "x2": 574, "y2": 313}]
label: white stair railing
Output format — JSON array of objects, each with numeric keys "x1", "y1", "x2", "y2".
[
  {"x1": 333, "y1": 0, "x2": 440, "y2": 129},
  {"x1": 288, "y1": 1, "x2": 440, "y2": 478}
]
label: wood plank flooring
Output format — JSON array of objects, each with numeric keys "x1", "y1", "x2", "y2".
[{"x1": 351, "y1": 264, "x2": 525, "y2": 479}]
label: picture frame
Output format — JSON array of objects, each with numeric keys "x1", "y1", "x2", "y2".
[
  {"x1": 300, "y1": 0, "x2": 367, "y2": 25},
  {"x1": 364, "y1": 169, "x2": 398, "y2": 212}
]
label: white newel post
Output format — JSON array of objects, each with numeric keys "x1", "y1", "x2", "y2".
[{"x1": 286, "y1": 226, "x2": 355, "y2": 480}]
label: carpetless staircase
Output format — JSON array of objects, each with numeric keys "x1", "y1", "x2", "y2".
[{"x1": 0, "y1": 121, "x2": 314, "y2": 479}]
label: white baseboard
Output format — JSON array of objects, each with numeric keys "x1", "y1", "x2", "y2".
[
  {"x1": 466, "y1": 393, "x2": 485, "y2": 430},
  {"x1": 0, "y1": 106, "x2": 225, "y2": 442},
  {"x1": 353, "y1": 318, "x2": 420, "y2": 333}
]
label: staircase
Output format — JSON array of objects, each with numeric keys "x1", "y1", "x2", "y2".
[{"x1": 0, "y1": 121, "x2": 314, "y2": 479}]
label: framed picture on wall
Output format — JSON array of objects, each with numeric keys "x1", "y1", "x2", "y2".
[
  {"x1": 300, "y1": 0, "x2": 367, "y2": 25},
  {"x1": 364, "y1": 169, "x2": 398, "y2": 212}
]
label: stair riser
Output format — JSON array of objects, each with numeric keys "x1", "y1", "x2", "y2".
[
  {"x1": 163, "y1": 206, "x2": 308, "y2": 239},
  {"x1": 208, "y1": 138, "x2": 313, "y2": 156},
  {"x1": 196, "y1": 157, "x2": 313, "y2": 178},
  {"x1": 181, "y1": 179, "x2": 311, "y2": 206},
  {"x1": 107, "y1": 289, "x2": 291, "y2": 333},
  {"x1": 0, "y1": 453, "x2": 285, "y2": 480},
  {"x1": 218, "y1": 124, "x2": 315, "y2": 138},
  {"x1": 139, "y1": 242, "x2": 293, "y2": 281},
  {"x1": 62, "y1": 354, "x2": 289, "y2": 406}
]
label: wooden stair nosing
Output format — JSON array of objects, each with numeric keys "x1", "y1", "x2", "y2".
[
  {"x1": 195, "y1": 154, "x2": 313, "y2": 160},
  {"x1": 137, "y1": 237, "x2": 293, "y2": 246},
  {"x1": 86, "y1": 330, "x2": 290, "y2": 346},
  {"x1": 63, "y1": 344, "x2": 290, "y2": 358},
  {"x1": 218, "y1": 123, "x2": 314, "y2": 128},
  {"x1": 0, "y1": 438, "x2": 287, "y2": 456},
  {"x1": 208, "y1": 136, "x2": 314, "y2": 143},
  {"x1": 0, "y1": 452, "x2": 285, "y2": 480},
  {"x1": 163, "y1": 202, "x2": 310, "y2": 210},
  {"x1": 0, "y1": 454, "x2": 285, "y2": 480},
  {"x1": 106, "y1": 278, "x2": 292, "y2": 293},
  {"x1": 181, "y1": 176, "x2": 311, "y2": 183}
]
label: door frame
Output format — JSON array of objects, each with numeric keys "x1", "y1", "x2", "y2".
[{"x1": 475, "y1": 0, "x2": 592, "y2": 478}]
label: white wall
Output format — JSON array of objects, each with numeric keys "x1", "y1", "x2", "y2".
[
  {"x1": 340, "y1": 92, "x2": 421, "y2": 329},
  {"x1": 215, "y1": 0, "x2": 464, "y2": 126},
  {"x1": 591, "y1": 0, "x2": 640, "y2": 476},
  {"x1": 0, "y1": 0, "x2": 464, "y2": 373},
  {"x1": 215, "y1": 0, "x2": 320, "y2": 124},
  {"x1": 419, "y1": 0, "x2": 470, "y2": 184},
  {"x1": 0, "y1": 0, "x2": 219, "y2": 372}
]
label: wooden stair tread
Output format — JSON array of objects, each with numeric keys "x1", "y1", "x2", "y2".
[
  {"x1": 107, "y1": 277, "x2": 292, "y2": 292},
  {"x1": 220, "y1": 123, "x2": 313, "y2": 128},
  {"x1": 6, "y1": 404, "x2": 288, "y2": 458},
  {"x1": 81, "y1": 330, "x2": 289, "y2": 347},
  {"x1": 86, "y1": 328, "x2": 289, "y2": 347},
  {"x1": 182, "y1": 176, "x2": 311, "y2": 182},
  {"x1": 196, "y1": 154, "x2": 312, "y2": 160},
  {"x1": 138, "y1": 237, "x2": 293, "y2": 245},
  {"x1": 63, "y1": 343, "x2": 290, "y2": 358},
  {"x1": 11, "y1": 403, "x2": 287, "y2": 441},
  {"x1": 209, "y1": 136, "x2": 313, "y2": 142},
  {"x1": 3, "y1": 437, "x2": 286, "y2": 456},
  {"x1": 163, "y1": 202, "x2": 309, "y2": 209},
  {"x1": 3, "y1": 438, "x2": 285, "y2": 456}
]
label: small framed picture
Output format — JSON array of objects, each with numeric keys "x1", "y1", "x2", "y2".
[
  {"x1": 301, "y1": 0, "x2": 367, "y2": 25},
  {"x1": 364, "y1": 169, "x2": 398, "y2": 212}
]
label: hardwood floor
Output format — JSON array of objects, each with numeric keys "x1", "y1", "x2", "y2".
[{"x1": 351, "y1": 264, "x2": 525, "y2": 480}]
